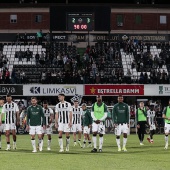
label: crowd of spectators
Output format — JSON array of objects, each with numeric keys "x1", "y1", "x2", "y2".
[
  {"x1": 0, "y1": 35, "x2": 170, "y2": 84},
  {"x1": 122, "y1": 36, "x2": 170, "y2": 84}
]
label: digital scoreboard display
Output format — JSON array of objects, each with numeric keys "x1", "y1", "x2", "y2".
[{"x1": 67, "y1": 13, "x2": 94, "y2": 31}]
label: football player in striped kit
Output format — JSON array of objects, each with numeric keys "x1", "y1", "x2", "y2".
[
  {"x1": 41, "y1": 100, "x2": 54, "y2": 151},
  {"x1": 71, "y1": 100, "x2": 83, "y2": 147},
  {"x1": 0, "y1": 97, "x2": 4, "y2": 149},
  {"x1": 0, "y1": 94, "x2": 19, "y2": 151},
  {"x1": 147, "y1": 105, "x2": 156, "y2": 144},
  {"x1": 55, "y1": 94, "x2": 73, "y2": 152}
]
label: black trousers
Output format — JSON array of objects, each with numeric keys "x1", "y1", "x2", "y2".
[{"x1": 137, "y1": 121, "x2": 146, "y2": 142}]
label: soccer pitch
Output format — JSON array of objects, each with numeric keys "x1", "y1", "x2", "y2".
[{"x1": 0, "y1": 134, "x2": 169, "y2": 170}]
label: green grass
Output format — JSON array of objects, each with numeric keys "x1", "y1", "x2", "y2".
[{"x1": 0, "y1": 134, "x2": 169, "y2": 170}]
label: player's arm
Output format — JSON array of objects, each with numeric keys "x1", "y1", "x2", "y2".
[
  {"x1": 91, "y1": 104, "x2": 97, "y2": 121},
  {"x1": 69, "y1": 104, "x2": 73, "y2": 127},
  {"x1": 112, "y1": 105, "x2": 117, "y2": 124},
  {"x1": 55, "y1": 105, "x2": 59, "y2": 128},
  {"x1": 15, "y1": 104, "x2": 20, "y2": 125},
  {"x1": 162, "y1": 107, "x2": 169, "y2": 120},
  {"x1": 126, "y1": 104, "x2": 130, "y2": 126},
  {"x1": 50, "y1": 109, "x2": 54, "y2": 125},
  {"x1": 26, "y1": 107, "x2": 30, "y2": 131},
  {"x1": 99, "y1": 104, "x2": 108, "y2": 121},
  {"x1": 0, "y1": 105, "x2": 5, "y2": 125},
  {"x1": 40, "y1": 106, "x2": 46, "y2": 128},
  {"x1": 146, "y1": 111, "x2": 150, "y2": 126}
]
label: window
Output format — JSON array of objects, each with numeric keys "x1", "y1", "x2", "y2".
[
  {"x1": 117, "y1": 14, "x2": 123, "y2": 26},
  {"x1": 35, "y1": 15, "x2": 42, "y2": 23},
  {"x1": 135, "y1": 15, "x2": 142, "y2": 24},
  {"x1": 160, "y1": 15, "x2": 167, "y2": 24},
  {"x1": 10, "y1": 15, "x2": 17, "y2": 23}
]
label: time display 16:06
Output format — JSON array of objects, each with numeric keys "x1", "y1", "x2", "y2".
[{"x1": 67, "y1": 13, "x2": 94, "y2": 31}]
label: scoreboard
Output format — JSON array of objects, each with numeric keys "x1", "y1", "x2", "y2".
[{"x1": 67, "y1": 13, "x2": 94, "y2": 31}]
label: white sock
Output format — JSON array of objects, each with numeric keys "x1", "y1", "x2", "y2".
[
  {"x1": 31, "y1": 139, "x2": 36, "y2": 150},
  {"x1": 116, "y1": 139, "x2": 120, "y2": 148},
  {"x1": 47, "y1": 140, "x2": 51, "y2": 147},
  {"x1": 165, "y1": 136, "x2": 168, "y2": 145},
  {"x1": 99, "y1": 137, "x2": 103, "y2": 149},
  {"x1": 83, "y1": 139, "x2": 86, "y2": 144},
  {"x1": 38, "y1": 139, "x2": 42, "y2": 148},
  {"x1": 66, "y1": 137, "x2": 70, "y2": 147},
  {"x1": 123, "y1": 137, "x2": 127, "y2": 147},
  {"x1": 7, "y1": 143, "x2": 10, "y2": 149},
  {"x1": 41, "y1": 139, "x2": 43, "y2": 148},
  {"x1": 93, "y1": 136, "x2": 97, "y2": 149},
  {"x1": 58, "y1": 138, "x2": 63, "y2": 149}
]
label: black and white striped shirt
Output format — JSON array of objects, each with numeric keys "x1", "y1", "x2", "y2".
[
  {"x1": 147, "y1": 110, "x2": 155, "y2": 125},
  {"x1": 2, "y1": 102, "x2": 19, "y2": 124},
  {"x1": 43, "y1": 108, "x2": 54, "y2": 126},
  {"x1": 55, "y1": 101, "x2": 72, "y2": 124},
  {"x1": 72, "y1": 106, "x2": 82, "y2": 125}
]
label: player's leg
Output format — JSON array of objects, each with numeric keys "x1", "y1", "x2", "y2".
[
  {"x1": 58, "y1": 123, "x2": 64, "y2": 152},
  {"x1": 91, "y1": 122, "x2": 98, "y2": 152},
  {"x1": 47, "y1": 134, "x2": 52, "y2": 150},
  {"x1": 122, "y1": 123, "x2": 128, "y2": 151},
  {"x1": 87, "y1": 133, "x2": 92, "y2": 147},
  {"x1": 36, "y1": 126, "x2": 43, "y2": 151},
  {"x1": 47, "y1": 127, "x2": 52, "y2": 150},
  {"x1": 150, "y1": 130, "x2": 155, "y2": 143},
  {"x1": 140, "y1": 122, "x2": 146, "y2": 144},
  {"x1": 65, "y1": 124, "x2": 71, "y2": 152},
  {"x1": 71, "y1": 124, "x2": 77, "y2": 146},
  {"x1": 12, "y1": 129, "x2": 17, "y2": 150},
  {"x1": 0, "y1": 130, "x2": 2, "y2": 149},
  {"x1": 77, "y1": 124, "x2": 82, "y2": 147},
  {"x1": 5, "y1": 124, "x2": 11, "y2": 151},
  {"x1": 115, "y1": 124, "x2": 121, "y2": 151},
  {"x1": 29, "y1": 126, "x2": 37, "y2": 152},
  {"x1": 98, "y1": 123, "x2": 105, "y2": 152},
  {"x1": 83, "y1": 133, "x2": 88, "y2": 148},
  {"x1": 164, "y1": 123, "x2": 169, "y2": 149}
]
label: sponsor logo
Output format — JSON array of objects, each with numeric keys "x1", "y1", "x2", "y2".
[
  {"x1": 159, "y1": 86, "x2": 163, "y2": 94},
  {"x1": 30, "y1": 87, "x2": 40, "y2": 94},
  {"x1": 29, "y1": 86, "x2": 76, "y2": 95}
]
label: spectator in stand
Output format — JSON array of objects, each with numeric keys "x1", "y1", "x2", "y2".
[
  {"x1": 92, "y1": 61, "x2": 97, "y2": 79},
  {"x1": 0, "y1": 71, "x2": 2, "y2": 84},
  {"x1": 11, "y1": 68, "x2": 16, "y2": 84},
  {"x1": 35, "y1": 52, "x2": 40, "y2": 65},
  {"x1": 25, "y1": 48, "x2": 32, "y2": 62},
  {"x1": 24, "y1": 32, "x2": 27, "y2": 45},
  {"x1": 45, "y1": 32, "x2": 50, "y2": 43},
  {"x1": 18, "y1": 50, "x2": 23, "y2": 61},
  {"x1": 20, "y1": 70, "x2": 26, "y2": 84},
  {"x1": 41, "y1": 71, "x2": 46, "y2": 84},
  {"x1": 39, "y1": 51, "x2": 45, "y2": 65},
  {"x1": 3, "y1": 55, "x2": 8, "y2": 68},
  {"x1": 16, "y1": 33, "x2": 20, "y2": 44},
  {"x1": 5, "y1": 68, "x2": 10, "y2": 84},
  {"x1": 36, "y1": 29, "x2": 43, "y2": 45}
]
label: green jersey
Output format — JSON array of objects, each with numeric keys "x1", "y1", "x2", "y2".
[
  {"x1": 91, "y1": 102, "x2": 108, "y2": 121},
  {"x1": 27, "y1": 105, "x2": 44, "y2": 126},
  {"x1": 136, "y1": 107, "x2": 147, "y2": 123},
  {"x1": 112, "y1": 102, "x2": 129, "y2": 124},
  {"x1": 82, "y1": 109, "x2": 92, "y2": 126},
  {"x1": 163, "y1": 106, "x2": 170, "y2": 124},
  {"x1": 0, "y1": 106, "x2": 5, "y2": 123}
]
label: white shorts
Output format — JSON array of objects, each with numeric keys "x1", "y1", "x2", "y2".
[
  {"x1": 149, "y1": 124, "x2": 156, "y2": 131},
  {"x1": 4, "y1": 123, "x2": 16, "y2": 131},
  {"x1": 115, "y1": 123, "x2": 129, "y2": 136},
  {"x1": 83, "y1": 126, "x2": 90, "y2": 134},
  {"x1": 0, "y1": 124, "x2": 5, "y2": 132},
  {"x1": 92, "y1": 122, "x2": 105, "y2": 134},
  {"x1": 164, "y1": 123, "x2": 170, "y2": 134},
  {"x1": 58, "y1": 123, "x2": 70, "y2": 133},
  {"x1": 71, "y1": 124, "x2": 82, "y2": 133},
  {"x1": 42, "y1": 126, "x2": 52, "y2": 135},
  {"x1": 29, "y1": 126, "x2": 42, "y2": 135}
]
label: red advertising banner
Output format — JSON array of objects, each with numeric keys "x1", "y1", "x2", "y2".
[{"x1": 85, "y1": 85, "x2": 144, "y2": 96}]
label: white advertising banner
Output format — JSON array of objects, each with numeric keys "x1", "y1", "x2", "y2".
[
  {"x1": 144, "y1": 84, "x2": 170, "y2": 96},
  {"x1": 23, "y1": 84, "x2": 84, "y2": 96}
]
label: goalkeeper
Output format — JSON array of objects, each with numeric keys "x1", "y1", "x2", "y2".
[{"x1": 91, "y1": 95, "x2": 108, "y2": 153}]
